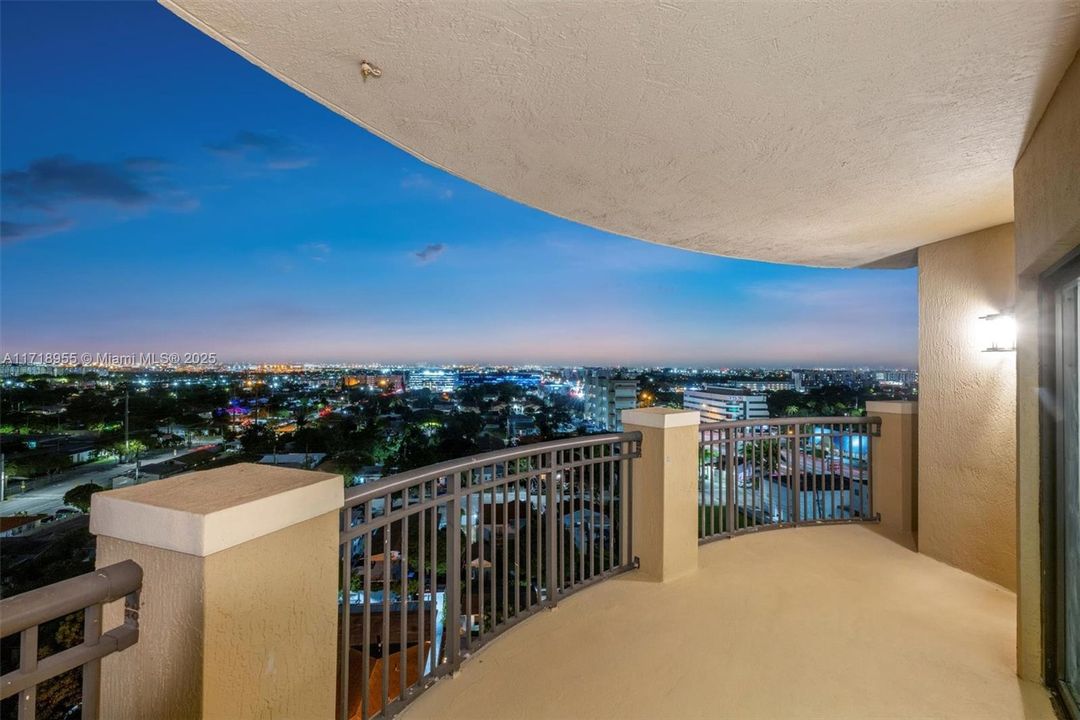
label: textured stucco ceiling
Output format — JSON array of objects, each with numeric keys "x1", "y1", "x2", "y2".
[{"x1": 162, "y1": 1, "x2": 1080, "y2": 268}]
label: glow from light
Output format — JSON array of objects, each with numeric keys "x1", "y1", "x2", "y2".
[{"x1": 980, "y1": 311, "x2": 1016, "y2": 352}]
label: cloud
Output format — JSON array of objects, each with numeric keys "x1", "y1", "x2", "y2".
[
  {"x1": 300, "y1": 242, "x2": 331, "y2": 262},
  {"x1": 0, "y1": 218, "x2": 76, "y2": 244},
  {"x1": 0, "y1": 154, "x2": 193, "y2": 242},
  {"x1": 2, "y1": 155, "x2": 166, "y2": 211},
  {"x1": 413, "y1": 243, "x2": 446, "y2": 263},
  {"x1": 401, "y1": 172, "x2": 454, "y2": 200},
  {"x1": 206, "y1": 131, "x2": 314, "y2": 170}
]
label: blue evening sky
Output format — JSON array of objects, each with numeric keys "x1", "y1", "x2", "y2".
[{"x1": 0, "y1": 1, "x2": 917, "y2": 367}]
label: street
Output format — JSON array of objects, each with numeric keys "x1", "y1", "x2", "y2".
[{"x1": 1, "y1": 447, "x2": 204, "y2": 517}]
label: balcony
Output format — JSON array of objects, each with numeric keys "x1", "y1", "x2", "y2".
[
  {"x1": 402, "y1": 525, "x2": 1047, "y2": 720},
  {"x1": 0, "y1": 405, "x2": 1055, "y2": 719}
]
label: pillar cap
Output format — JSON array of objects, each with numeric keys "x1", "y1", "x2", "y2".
[
  {"x1": 90, "y1": 463, "x2": 343, "y2": 557},
  {"x1": 865, "y1": 400, "x2": 919, "y2": 415},
  {"x1": 622, "y1": 407, "x2": 700, "y2": 429}
]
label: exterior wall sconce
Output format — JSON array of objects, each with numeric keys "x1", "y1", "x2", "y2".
[{"x1": 980, "y1": 310, "x2": 1016, "y2": 352}]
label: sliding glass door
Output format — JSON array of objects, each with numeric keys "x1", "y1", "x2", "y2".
[{"x1": 1048, "y1": 257, "x2": 1079, "y2": 718}]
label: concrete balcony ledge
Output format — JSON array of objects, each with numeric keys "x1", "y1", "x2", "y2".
[
  {"x1": 402, "y1": 525, "x2": 1053, "y2": 720},
  {"x1": 90, "y1": 464, "x2": 342, "y2": 556}
]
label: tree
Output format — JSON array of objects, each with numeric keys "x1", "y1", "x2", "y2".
[
  {"x1": 767, "y1": 390, "x2": 804, "y2": 418},
  {"x1": 239, "y1": 425, "x2": 276, "y2": 454},
  {"x1": 63, "y1": 483, "x2": 104, "y2": 512},
  {"x1": 107, "y1": 439, "x2": 147, "y2": 463}
]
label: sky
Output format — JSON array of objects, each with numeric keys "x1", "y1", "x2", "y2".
[{"x1": 0, "y1": 1, "x2": 917, "y2": 368}]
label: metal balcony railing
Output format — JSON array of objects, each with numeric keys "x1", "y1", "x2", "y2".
[
  {"x1": 698, "y1": 416, "x2": 881, "y2": 542},
  {"x1": 337, "y1": 432, "x2": 642, "y2": 720},
  {"x1": 0, "y1": 560, "x2": 142, "y2": 720}
]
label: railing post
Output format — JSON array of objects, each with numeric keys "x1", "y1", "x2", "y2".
[
  {"x1": 621, "y1": 408, "x2": 700, "y2": 582},
  {"x1": 90, "y1": 463, "x2": 343, "y2": 720},
  {"x1": 545, "y1": 450, "x2": 558, "y2": 606},
  {"x1": 865, "y1": 401, "x2": 918, "y2": 550}
]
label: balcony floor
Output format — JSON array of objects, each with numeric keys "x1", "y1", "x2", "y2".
[{"x1": 402, "y1": 525, "x2": 1053, "y2": 720}]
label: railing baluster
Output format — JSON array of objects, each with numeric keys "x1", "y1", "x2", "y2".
[
  {"x1": 447, "y1": 492, "x2": 461, "y2": 673},
  {"x1": 380, "y1": 505, "x2": 390, "y2": 716},
  {"x1": 867, "y1": 423, "x2": 875, "y2": 518},
  {"x1": 338, "y1": 536, "x2": 351, "y2": 720},
  {"x1": 546, "y1": 450, "x2": 558, "y2": 605},
  {"x1": 526, "y1": 470, "x2": 533, "y2": 610},
  {"x1": 362, "y1": 529, "x2": 371, "y2": 720},
  {"x1": 82, "y1": 604, "x2": 102, "y2": 720},
  {"x1": 428, "y1": 486, "x2": 437, "y2": 670},
  {"x1": 480, "y1": 468, "x2": 488, "y2": 641},
  {"x1": 19, "y1": 626, "x2": 37, "y2": 720},
  {"x1": 464, "y1": 483, "x2": 472, "y2": 652},
  {"x1": 577, "y1": 451, "x2": 585, "y2": 585},
  {"x1": 400, "y1": 510, "x2": 408, "y2": 699},
  {"x1": 606, "y1": 451, "x2": 614, "y2": 572},
  {"x1": 588, "y1": 447, "x2": 595, "y2": 581},
  {"x1": 501, "y1": 475, "x2": 509, "y2": 624},
  {"x1": 626, "y1": 444, "x2": 635, "y2": 565},
  {"x1": 417, "y1": 489, "x2": 426, "y2": 688}
]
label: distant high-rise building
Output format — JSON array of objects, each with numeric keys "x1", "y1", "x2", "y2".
[
  {"x1": 583, "y1": 369, "x2": 638, "y2": 431},
  {"x1": 458, "y1": 371, "x2": 541, "y2": 389},
  {"x1": 683, "y1": 386, "x2": 769, "y2": 422},
  {"x1": 406, "y1": 369, "x2": 458, "y2": 393}
]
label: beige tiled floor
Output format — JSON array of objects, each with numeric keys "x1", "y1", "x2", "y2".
[{"x1": 402, "y1": 525, "x2": 1054, "y2": 720}]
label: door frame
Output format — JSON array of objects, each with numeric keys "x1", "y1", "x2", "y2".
[{"x1": 1040, "y1": 248, "x2": 1080, "y2": 719}]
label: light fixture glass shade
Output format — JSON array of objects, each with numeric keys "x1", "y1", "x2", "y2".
[{"x1": 981, "y1": 311, "x2": 1016, "y2": 352}]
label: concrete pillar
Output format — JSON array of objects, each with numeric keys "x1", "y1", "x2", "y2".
[
  {"x1": 90, "y1": 463, "x2": 343, "y2": 720},
  {"x1": 622, "y1": 408, "x2": 700, "y2": 582},
  {"x1": 866, "y1": 401, "x2": 918, "y2": 551}
]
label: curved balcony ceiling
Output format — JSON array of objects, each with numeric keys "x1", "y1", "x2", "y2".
[{"x1": 162, "y1": 1, "x2": 1080, "y2": 268}]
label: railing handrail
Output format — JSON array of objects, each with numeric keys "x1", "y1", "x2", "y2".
[
  {"x1": 0, "y1": 560, "x2": 142, "y2": 638},
  {"x1": 699, "y1": 415, "x2": 881, "y2": 431},
  {"x1": 344, "y1": 431, "x2": 642, "y2": 506},
  {"x1": 1, "y1": 560, "x2": 143, "y2": 718}
]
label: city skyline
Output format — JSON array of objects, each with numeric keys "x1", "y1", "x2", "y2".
[{"x1": 1, "y1": 1, "x2": 917, "y2": 367}]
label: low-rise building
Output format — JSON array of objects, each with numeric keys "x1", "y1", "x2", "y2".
[
  {"x1": 0, "y1": 514, "x2": 49, "y2": 538},
  {"x1": 683, "y1": 387, "x2": 769, "y2": 422},
  {"x1": 583, "y1": 370, "x2": 638, "y2": 431}
]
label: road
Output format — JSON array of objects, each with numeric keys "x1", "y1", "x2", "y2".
[{"x1": 1, "y1": 447, "x2": 203, "y2": 517}]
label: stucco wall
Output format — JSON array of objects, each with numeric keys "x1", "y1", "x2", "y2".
[
  {"x1": 203, "y1": 511, "x2": 338, "y2": 719},
  {"x1": 623, "y1": 408, "x2": 699, "y2": 582},
  {"x1": 98, "y1": 512, "x2": 339, "y2": 719},
  {"x1": 1014, "y1": 50, "x2": 1080, "y2": 279},
  {"x1": 866, "y1": 401, "x2": 918, "y2": 551},
  {"x1": 98, "y1": 538, "x2": 205, "y2": 719},
  {"x1": 1013, "y1": 49, "x2": 1080, "y2": 682},
  {"x1": 918, "y1": 223, "x2": 1017, "y2": 590}
]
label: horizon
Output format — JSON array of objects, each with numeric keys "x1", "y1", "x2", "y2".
[{"x1": 1, "y1": 1, "x2": 917, "y2": 367}]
